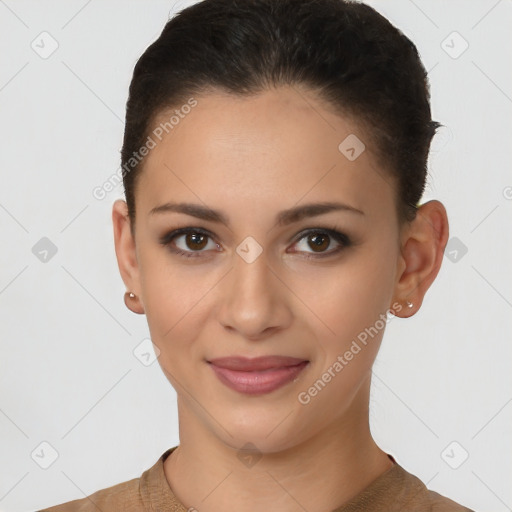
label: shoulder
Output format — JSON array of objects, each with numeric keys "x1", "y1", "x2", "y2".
[
  {"x1": 37, "y1": 474, "x2": 143, "y2": 512},
  {"x1": 36, "y1": 447, "x2": 178, "y2": 512},
  {"x1": 425, "y1": 488, "x2": 476, "y2": 511},
  {"x1": 344, "y1": 458, "x2": 477, "y2": 512},
  {"x1": 393, "y1": 465, "x2": 476, "y2": 512}
]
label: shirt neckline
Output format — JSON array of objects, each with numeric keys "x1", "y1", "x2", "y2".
[{"x1": 144, "y1": 446, "x2": 419, "y2": 512}]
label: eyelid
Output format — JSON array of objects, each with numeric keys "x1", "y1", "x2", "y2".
[
  {"x1": 287, "y1": 227, "x2": 351, "y2": 258},
  {"x1": 159, "y1": 227, "x2": 217, "y2": 245},
  {"x1": 159, "y1": 227, "x2": 221, "y2": 256},
  {"x1": 290, "y1": 226, "x2": 349, "y2": 244}
]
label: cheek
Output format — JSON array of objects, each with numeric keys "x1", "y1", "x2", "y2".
[
  {"x1": 294, "y1": 238, "x2": 398, "y2": 358},
  {"x1": 138, "y1": 247, "x2": 206, "y2": 356}
]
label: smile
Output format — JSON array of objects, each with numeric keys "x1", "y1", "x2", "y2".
[{"x1": 207, "y1": 356, "x2": 309, "y2": 395}]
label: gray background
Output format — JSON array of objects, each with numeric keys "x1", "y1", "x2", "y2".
[{"x1": 0, "y1": 1, "x2": 511, "y2": 511}]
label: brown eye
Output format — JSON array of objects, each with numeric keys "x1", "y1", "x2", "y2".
[
  {"x1": 307, "y1": 233, "x2": 330, "y2": 252},
  {"x1": 160, "y1": 228, "x2": 219, "y2": 258},
  {"x1": 291, "y1": 228, "x2": 351, "y2": 258},
  {"x1": 184, "y1": 232, "x2": 208, "y2": 250},
  {"x1": 160, "y1": 226, "x2": 351, "y2": 260}
]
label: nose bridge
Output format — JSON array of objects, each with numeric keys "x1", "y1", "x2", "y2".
[
  {"x1": 218, "y1": 235, "x2": 285, "y2": 337},
  {"x1": 232, "y1": 236, "x2": 275, "y2": 307}
]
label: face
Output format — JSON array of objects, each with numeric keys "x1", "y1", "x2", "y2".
[{"x1": 119, "y1": 85, "x2": 408, "y2": 453}]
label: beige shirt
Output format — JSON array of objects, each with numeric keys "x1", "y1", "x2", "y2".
[{"x1": 39, "y1": 446, "x2": 475, "y2": 511}]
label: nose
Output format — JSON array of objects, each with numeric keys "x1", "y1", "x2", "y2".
[{"x1": 216, "y1": 245, "x2": 292, "y2": 340}]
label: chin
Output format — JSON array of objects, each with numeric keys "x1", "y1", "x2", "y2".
[{"x1": 212, "y1": 409, "x2": 307, "y2": 455}]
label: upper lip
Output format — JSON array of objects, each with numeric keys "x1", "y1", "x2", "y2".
[{"x1": 207, "y1": 356, "x2": 308, "y2": 371}]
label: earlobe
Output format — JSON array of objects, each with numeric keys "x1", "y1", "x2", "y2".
[
  {"x1": 124, "y1": 290, "x2": 145, "y2": 315},
  {"x1": 392, "y1": 200, "x2": 449, "y2": 318},
  {"x1": 112, "y1": 199, "x2": 145, "y2": 314}
]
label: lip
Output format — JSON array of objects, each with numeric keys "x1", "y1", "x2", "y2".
[
  {"x1": 208, "y1": 355, "x2": 308, "y2": 371},
  {"x1": 207, "y1": 356, "x2": 309, "y2": 395}
]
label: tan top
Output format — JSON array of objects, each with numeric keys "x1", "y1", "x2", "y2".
[{"x1": 39, "y1": 446, "x2": 475, "y2": 511}]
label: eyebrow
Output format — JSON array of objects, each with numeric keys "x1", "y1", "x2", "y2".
[{"x1": 149, "y1": 201, "x2": 364, "y2": 227}]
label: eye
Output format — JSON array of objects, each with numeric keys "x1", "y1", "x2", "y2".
[
  {"x1": 290, "y1": 228, "x2": 351, "y2": 259},
  {"x1": 159, "y1": 226, "x2": 351, "y2": 259},
  {"x1": 160, "y1": 227, "x2": 220, "y2": 258}
]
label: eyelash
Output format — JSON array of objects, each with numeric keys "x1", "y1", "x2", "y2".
[{"x1": 159, "y1": 226, "x2": 352, "y2": 260}]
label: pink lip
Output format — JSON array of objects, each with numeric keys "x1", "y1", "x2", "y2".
[{"x1": 207, "y1": 356, "x2": 309, "y2": 395}]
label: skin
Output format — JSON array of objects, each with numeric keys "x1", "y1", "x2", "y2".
[{"x1": 112, "y1": 85, "x2": 449, "y2": 512}]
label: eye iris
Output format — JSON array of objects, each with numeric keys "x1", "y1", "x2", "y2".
[
  {"x1": 308, "y1": 233, "x2": 329, "y2": 252},
  {"x1": 186, "y1": 232, "x2": 207, "y2": 250}
]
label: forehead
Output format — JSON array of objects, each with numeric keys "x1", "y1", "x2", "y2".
[{"x1": 136, "y1": 86, "x2": 396, "y2": 223}]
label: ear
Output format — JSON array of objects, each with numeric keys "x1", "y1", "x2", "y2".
[
  {"x1": 392, "y1": 200, "x2": 449, "y2": 318},
  {"x1": 112, "y1": 199, "x2": 145, "y2": 314}
]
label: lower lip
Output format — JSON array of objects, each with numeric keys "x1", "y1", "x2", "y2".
[{"x1": 208, "y1": 361, "x2": 309, "y2": 395}]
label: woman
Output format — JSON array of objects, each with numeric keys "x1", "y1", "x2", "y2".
[{"x1": 41, "y1": 0, "x2": 475, "y2": 510}]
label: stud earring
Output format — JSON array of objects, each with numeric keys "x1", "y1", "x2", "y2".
[
  {"x1": 406, "y1": 300, "x2": 413, "y2": 308},
  {"x1": 124, "y1": 291, "x2": 145, "y2": 315},
  {"x1": 124, "y1": 291, "x2": 136, "y2": 308}
]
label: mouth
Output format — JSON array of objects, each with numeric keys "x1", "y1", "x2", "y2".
[{"x1": 207, "y1": 356, "x2": 309, "y2": 395}]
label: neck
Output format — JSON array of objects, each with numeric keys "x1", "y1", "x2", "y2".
[{"x1": 164, "y1": 377, "x2": 394, "y2": 512}]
